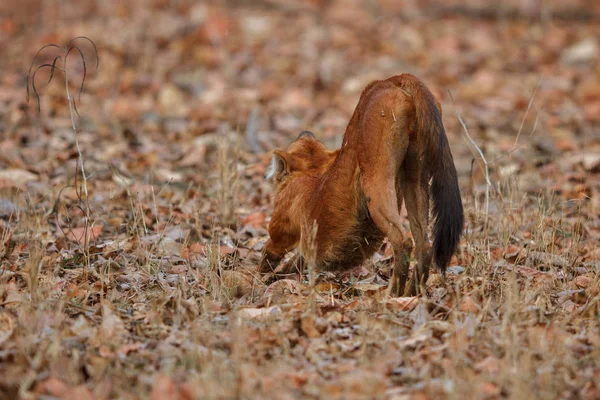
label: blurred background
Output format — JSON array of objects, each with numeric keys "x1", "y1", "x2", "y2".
[{"x1": 0, "y1": 0, "x2": 599, "y2": 218}]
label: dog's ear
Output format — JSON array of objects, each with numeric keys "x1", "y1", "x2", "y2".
[
  {"x1": 296, "y1": 130, "x2": 316, "y2": 140},
  {"x1": 266, "y1": 150, "x2": 293, "y2": 182}
]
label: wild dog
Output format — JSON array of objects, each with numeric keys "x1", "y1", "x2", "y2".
[{"x1": 260, "y1": 74, "x2": 463, "y2": 296}]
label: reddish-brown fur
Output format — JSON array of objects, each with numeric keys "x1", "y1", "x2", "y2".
[{"x1": 260, "y1": 74, "x2": 464, "y2": 296}]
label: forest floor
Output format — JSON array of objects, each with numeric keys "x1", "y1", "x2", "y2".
[{"x1": 0, "y1": 1, "x2": 599, "y2": 399}]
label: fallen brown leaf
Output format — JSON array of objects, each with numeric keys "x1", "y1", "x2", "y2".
[
  {"x1": 459, "y1": 295, "x2": 479, "y2": 313},
  {"x1": 385, "y1": 296, "x2": 419, "y2": 313},
  {"x1": 34, "y1": 377, "x2": 69, "y2": 397},
  {"x1": 150, "y1": 375, "x2": 178, "y2": 400},
  {"x1": 0, "y1": 311, "x2": 14, "y2": 346},
  {"x1": 65, "y1": 224, "x2": 104, "y2": 245}
]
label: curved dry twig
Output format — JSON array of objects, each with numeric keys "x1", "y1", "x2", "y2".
[
  {"x1": 47, "y1": 55, "x2": 64, "y2": 83},
  {"x1": 66, "y1": 36, "x2": 99, "y2": 70},
  {"x1": 27, "y1": 37, "x2": 99, "y2": 114},
  {"x1": 32, "y1": 63, "x2": 66, "y2": 113},
  {"x1": 73, "y1": 99, "x2": 81, "y2": 118},
  {"x1": 65, "y1": 44, "x2": 87, "y2": 103},
  {"x1": 26, "y1": 43, "x2": 61, "y2": 102}
]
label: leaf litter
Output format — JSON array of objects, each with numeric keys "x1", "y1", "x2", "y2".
[{"x1": 0, "y1": 0, "x2": 600, "y2": 399}]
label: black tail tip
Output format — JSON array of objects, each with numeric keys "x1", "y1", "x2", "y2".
[{"x1": 433, "y1": 208, "x2": 464, "y2": 273}]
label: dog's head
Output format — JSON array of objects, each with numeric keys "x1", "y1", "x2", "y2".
[{"x1": 266, "y1": 131, "x2": 338, "y2": 186}]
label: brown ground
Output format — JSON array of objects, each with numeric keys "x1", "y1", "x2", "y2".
[{"x1": 0, "y1": 1, "x2": 599, "y2": 399}]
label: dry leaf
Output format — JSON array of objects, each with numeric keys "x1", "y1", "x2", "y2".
[
  {"x1": 34, "y1": 377, "x2": 69, "y2": 397},
  {"x1": 479, "y1": 382, "x2": 500, "y2": 397},
  {"x1": 300, "y1": 314, "x2": 325, "y2": 338},
  {"x1": 476, "y1": 356, "x2": 501, "y2": 375},
  {"x1": 220, "y1": 270, "x2": 255, "y2": 297},
  {"x1": 0, "y1": 168, "x2": 38, "y2": 183},
  {"x1": 64, "y1": 385, "x2": 95, "y2": 400},
  {"x1": 2, "y1": 287, "x2": 25, "y2": 308},
  {"x1": 459, "y1": 296, "x2": 479, "y2": 313},
  {"x1": 0, "y1": 311, "x2": 15, "y2": 347},
  {"x1": 385, "y1": 297, "x2": 419, "y2": 312},
  {"x1": 168, "y1": 265, "x2": 188, "y2": 274},
  {"x1": 573, "y1": 275, "x2": 592, "y2": 289},
  {"x1": 118, "y1": 342, "x2": 144, "y2": 357},
  {"x1": 314, "y1": 281, "x2": 341, "y2": 293},
  {"x1": 65, "y1": 224, "x2": 104, "y2": 245},
  {"x1": 263, "y1": 279, "x2": 302, "y2": 304},
  {"x1": 237, "y1": 306, "x2": 282, "y2": 321},
  {"x1": 242, "y1": 211, "x2": 267, "y2": 228},
  {"x1": 399, "y1": 332, "x2": 431, "y2": 350},
  {"x1": 353, "y1": 283, "x2": 387, "y2": 298},
  {"x1": 151, "y1": 375, "x2": 178, "y2": 400},
  {"x1": 100, "y1": 302, "x2": 126, "y2": 342},
  {"x1": 70, "y1": 315, "x2": 95, "y2": 338}
]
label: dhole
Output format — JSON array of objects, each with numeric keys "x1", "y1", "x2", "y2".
[{"x1": 260, "y1": 74, "x2": 463, "y2": 296}]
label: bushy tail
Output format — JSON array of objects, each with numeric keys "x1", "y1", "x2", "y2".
[{"x1": 393, "y1": 74, "x2": 464, "y2": 273}]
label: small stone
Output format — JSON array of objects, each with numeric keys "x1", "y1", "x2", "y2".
[
  {"x1": 447, "y1": 266, "x2": 465, "y2": 275},
  {"x1": 0, "y1": 169, "x2": 38, "y2": 183},
  {"x1": 573, "y1": 275, "x2": 591, "y2": 289},
  {"x1": 0, "y1": 199, "x2": 17, "y2": 218},
  {"x1": 583, "y1": 261, "x2": 600, "y2": 273},
  {"x1": 561, "y1": 38, "x2": 598, "y2": 64}
]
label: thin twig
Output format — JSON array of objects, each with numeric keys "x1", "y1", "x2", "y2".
[
  {"x1": 448, "y1": 90, "x2": 491, "y2": 222},
  {"x1": 26, "y1": 43, "x2": 61, "y2": 102},
  {"x1": 305, "y1": 220, "x2": 319, "y2": 311},
  {"x1": 513, "y1": 77, "x2": 542, "y2": 148},
  {"x1": 27, "y1": 38, "x2": 99, "y2": 276},
  {"x1": 65, "y1": 64, "x2": 89, "y2": 201}
]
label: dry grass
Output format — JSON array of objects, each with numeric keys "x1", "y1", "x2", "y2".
[{"x1": 1, "y1": 135, "x2": 597, "y2": 399}]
